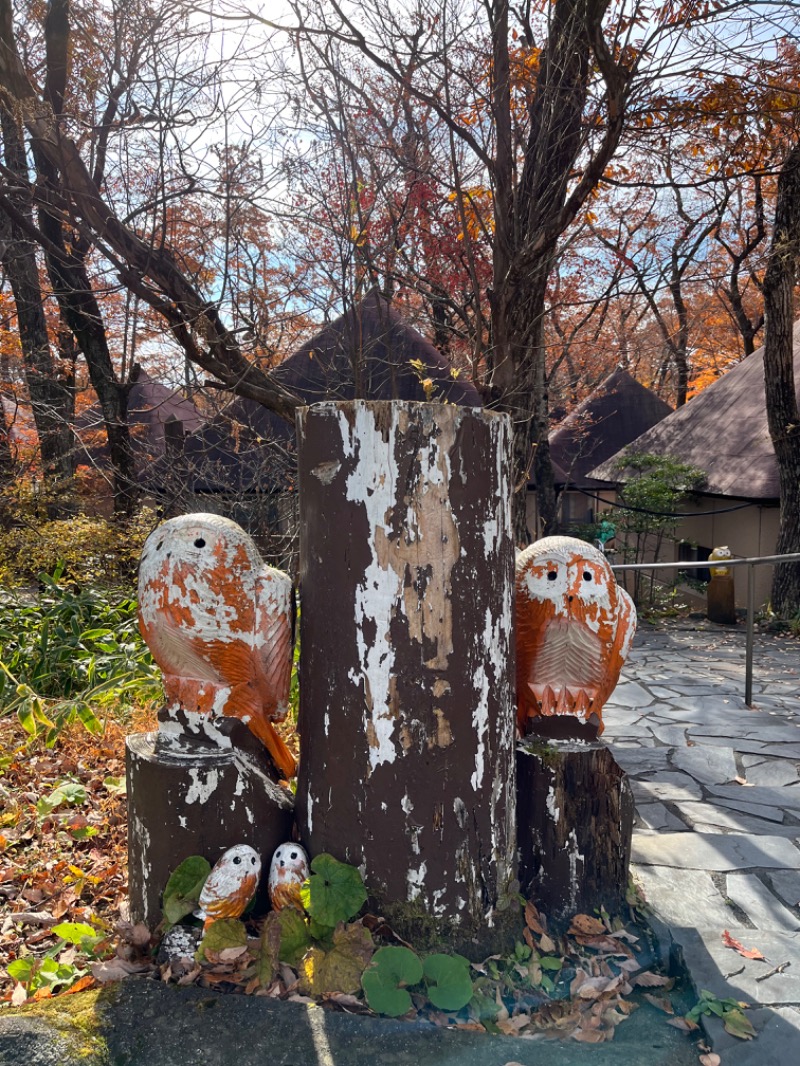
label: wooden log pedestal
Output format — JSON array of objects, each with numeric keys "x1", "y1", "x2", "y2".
[
  {"x1": 707, "y1": 574, "x2": 736, "y2": 625},
  {"x1": 296, "y1": 401, "x2": 517, "y2": 955},
  {"x1": 517, "y1": 720, "x2": 634, "y2": 930},
  {"x1": 126, "y1": 722, "x2": 294, "y2": 928}
]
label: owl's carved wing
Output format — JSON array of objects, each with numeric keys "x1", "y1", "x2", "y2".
[
  {"x1": 138, "y1": 589, "x2": 221, "y2": 683},
  {"x1": 593, "y1": 586, "x2": 637, "y2": 713},
  {"x1": 253, "y1": 567, "x2": 294, "y2": 724}
]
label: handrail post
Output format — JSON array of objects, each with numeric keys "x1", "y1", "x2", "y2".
[{"x1": 745, "y1": 563, "x2": 755, "y2": 707}]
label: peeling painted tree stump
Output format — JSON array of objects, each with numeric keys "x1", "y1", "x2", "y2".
[
  {"x1": 126, "y1": 725, "x2": 294, "y2": 927},
  {"x1": 517, "y1": 733, "x2": 633, "y2": 930},
  {"x1": 296, "y1": 401, "x2": 517, "y2": 954},
  {"x1": 707, "y1": 574, "x2": 736, "y2": 625}
]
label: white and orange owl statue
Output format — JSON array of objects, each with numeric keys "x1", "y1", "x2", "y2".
[
  {"x1": 138, "y1": 513, "x2": 296, "y2": 779},
  {"x1": 195, "y1": 844, "x2": 261, "y2": 929},
  {"x1": 516, "y1": 535, "x2": 636, "y2": 736},
  {"x1": 268, "y1": 843, "x2": 309, "y2": 913}
]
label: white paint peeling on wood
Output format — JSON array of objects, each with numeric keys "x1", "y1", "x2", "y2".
[
  {"x1": 567, "y1": 829, "x2": 585, "y2": 912},
  {"x1": 232, "y1": 752, "x2": 294, "y2": 810},
  {"x1": 333, "y1": 402, "x2": 462, "y2": 774},
  {"x1": 179, "y1": 816, "x2": 187, "y2": 828},
  {"x1": 546, "y1": 785, "x2": 561, "y2": 823},
  {"x1": 185, "y1": 768, "x2": 219, "y2": 804},
  {"x1": 401, "y1": 792, "x2": 414, "y2": 814},
  {"x1": 407, "y1": 862, "x2": 427, "y2": 902}
]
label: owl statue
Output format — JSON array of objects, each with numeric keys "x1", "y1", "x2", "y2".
[
  {"x1": 138, "y1": 513, "x2": 296, "y2": 779},
  {"x1": 195, "y1": 844, "x2": 262, "y2": 928},
  {"x1": 516, "y1": 535, "x2": 636, "y2": 735},
  {"x1": 268, "y1": 843, "x2": 309, "y2": 913}
]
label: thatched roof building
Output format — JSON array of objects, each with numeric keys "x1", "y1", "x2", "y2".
[
  {"x1": 156, "y1": 291, "x2": 481, "y2": 495},
  {"x1": 549, "y1": 369, "x2": 672, "y2": 489},
  {"x1": 589, "y1": 322, "x2": 800, "y2": 500}
]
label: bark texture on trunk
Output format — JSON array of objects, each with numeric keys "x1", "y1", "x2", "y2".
[
  {"x1": 763, "y1": 140, "x2": 800, "y2": 615},
  {"x1": 517, "y1": 736, "x2": 633, "y2": 929},
  {"x1": 296, "y1": 401, "x2": 517, "y2": 953},
  {"x1": 0, "y1": 105, "x2": 74, "y2": 497}
]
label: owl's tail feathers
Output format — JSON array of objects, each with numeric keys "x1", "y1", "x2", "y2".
[{"x1": 249, "y1": 716, "x2": 297, "y2": 780}]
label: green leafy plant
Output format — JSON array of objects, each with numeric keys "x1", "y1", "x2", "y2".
[
  {"x1": 197, "y1": 918, "x2": 248, "y2": 961},
  {"x1": 685, "y1": 988, "x2": 756, "y2": 1040},
  {"x1": 300, "y1": 852, "x2": 368, "y2": 937},
  {"x1": 8, "y1": 921, "x2": 108, "y2": 999},
  {"x1": 0, "y1": 570, "x2": 162, "y2": 745},
  {"x1": 36, "y1": 780, "x2": 88, "y2": 819},
  {"x1": 361, "y1": 946, "x2": 424, "y2": 1017},
  {"x1": 423, "y1": 953, "x2": 473, "y2": 1011},
  {"x1": 162, "y1": 856, "x2": 212, "y2": 927}
]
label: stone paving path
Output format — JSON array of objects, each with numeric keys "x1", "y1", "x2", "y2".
[{"x1": 603, "y1": 622, "x2": 800, "y2": 1063}]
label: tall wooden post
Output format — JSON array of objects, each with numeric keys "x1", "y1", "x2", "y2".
[{"x1": 296, "y1": 401, "x2": 516, "y2": 953}]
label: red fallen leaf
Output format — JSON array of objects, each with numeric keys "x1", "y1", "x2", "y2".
[{"x1": 722, "y1": 930, "x2": 767, "y2": 961}]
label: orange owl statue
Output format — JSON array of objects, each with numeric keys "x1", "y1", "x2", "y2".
[
  {"x1": 268, "y1": 843, "x2": 309, "y2": 913},
  {"x1": 138, "y1": 513, "x2": 296, "y2": 779},
  {"x1": 195, "y1": 844, "x2": 261, "y2": 928},
  {"x1": 516, "y1": 535, "x2": 636, "y2": 736}
]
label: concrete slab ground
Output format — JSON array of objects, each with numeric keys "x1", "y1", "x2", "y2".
[{"x1": 604, "y1": 621, "x2": 800, "y2": 1064}]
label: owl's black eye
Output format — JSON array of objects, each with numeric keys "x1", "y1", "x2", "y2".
[
  {"x1": 583, "y1": 571, "x2": 592, "y2": 581},
  {"x1": 251, "y1": 856, "x2": 257, "y2": 865},
  {"x1": 547, "y1": 571, "x2": 557, "y2": 581},
  {"x1": 290, "y1": 851, "x2": 298, "y2": 859},
  {"x1": 233, "y1": 856, "x2": 241, "y2": 865},
  {"x1": 194, "y1": 538, "x2": 206, "y2": 548},
  {"x1": 156, "y1": 540, "x2": 163, "y2": 551}
]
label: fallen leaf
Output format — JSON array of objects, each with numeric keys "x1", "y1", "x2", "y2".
[
  {"x1": 568, "y1": 914, "x2": 606, "y2": 937},
  {"x1": 722, "y1": 1007, "x2": 757, "y2": 1040},
  {"x1": 524, "y1": 900, "x2": 545, "y2": 936},
  {"x1": 643, "y1": 993, "x2": 674, "y2": 1014},
  {"x1": 11, "y1": 983, "x2": 26, "y2": 1007},
  {"x1": 572, "y1": 1027, "x2": 606, "y2": 1043},
  {"x1": 91, "y1": 959, "x2": 152, "y2": 982},
  {"x1": 538, "y1": 933, "x2": 557, "y2": 953},
  {"x1": 722, "y1": 930, "x2": 766, "y2": 961},
  {"x1": 497, "y1": 1013, "x2": 531, "y2": 1035},
  {"x1": 699, "y1": 1055, "x2": 721, "y2": 1066},
  {"x1": 668, "y1": 1017, "x2": 700, "y2": 1032},
  {"x1": 633, "y1": 971, "x2": 673, "y2": 988}
]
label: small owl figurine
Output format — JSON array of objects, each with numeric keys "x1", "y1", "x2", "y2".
[
  {"x1": 138, "y1": 513, "x2": 296, "y2": 779},
  {"x1": 268, "y1": 843, "x2": 309, "y2": 913},
  {"x1": 516, "y1": 535, "x2": 636, "y2": 735},
  {"x1": 195, "y1": 844, "x2": 262, "y2": 929}
]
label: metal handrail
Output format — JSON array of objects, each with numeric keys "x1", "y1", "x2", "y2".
[{"x1": 609, "y1": 552, "x2": 800, "y2": 707}]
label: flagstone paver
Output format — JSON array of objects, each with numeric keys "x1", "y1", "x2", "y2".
[{"x1": 603, "y1": 621, "x2": 800, "y2": 1060}]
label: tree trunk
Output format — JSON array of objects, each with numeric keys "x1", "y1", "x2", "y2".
[
  {"x1": 296, "y1": 401, "x2": 517, "y2": 955},
  {"x1": 0, "y1": 105, "x2": 74, "y2": 503},
  {"x1": 763, "y1": 139, "x2": 800, "y2": 616},
  {"x1": 30, "y1": 153, "x2": 138, "y2": 516}
]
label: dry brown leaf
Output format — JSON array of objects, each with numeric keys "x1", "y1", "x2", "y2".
[
  {"x1": 10, "y1": 983, "x2": 26, "y2": 1007},
  {"x1": 525, "y1": 900, "x2": 545, "y2": 936},
  {"x1": 574, "y1": 934, "x2": 634, "y2": 956},
  {"x1": 722, "y1": 930, "x2": 766, "y2": 960},
  {"x1": 497, "y1": 1013, "x2": 531, "y2": 1035},
  {"x1": 643, "y1": 993, "x2": 674, "y2": 1015},
  {"x1": 667, "y1": 1017, "x2": 700, "y2": 1032},
  {"x1": 91, "y1": 958, "x2": 151, "y2": 983},
  {"x1": 577, "y1": 975, "x2": 619, "y2": 999},
  {"x1": 570, "y1": 969, "x2": 588, "y2": 995},
  {"x1": 538, "y1": 933, "x2": 557, "y2": 954},
  {"x1": 572, "y1": 1027, "x2": 607, "y2": 1043},
  {"x1": 568, "y1": 914, "x2": 606, "y2": 937},
  {"x1": 699, "y1": 1055, "x2": 722, "y2": 1066},
  {"x1": 633, "y1": 971, "x2": 674, "y2": 988}
]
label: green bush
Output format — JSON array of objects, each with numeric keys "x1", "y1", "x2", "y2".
[
  {"x1": 0, "y1": 568, "x2": 162, "y2": 744},
  {"x1": 0, "y1": 504, "x2": 157, "y2": 588}
]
